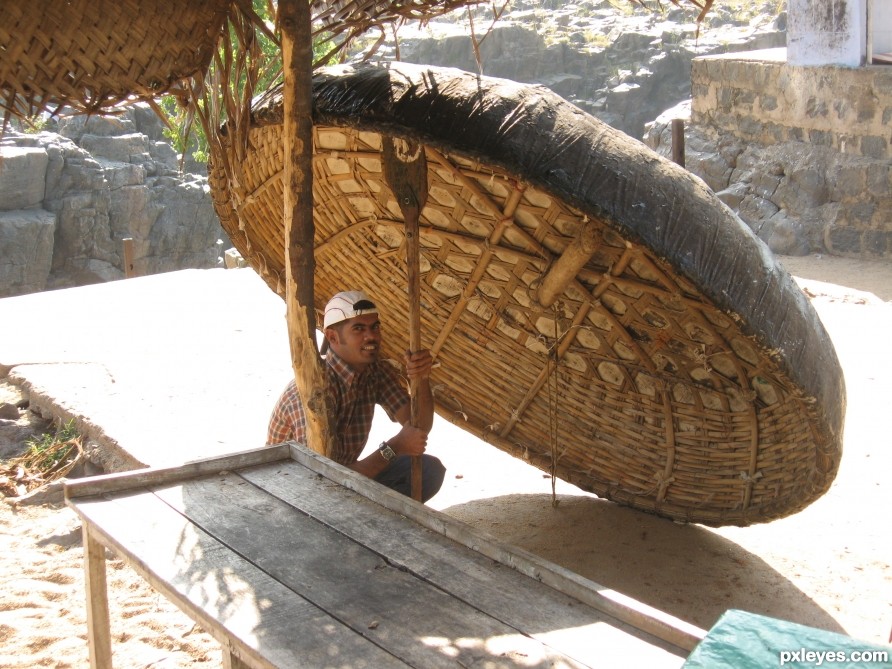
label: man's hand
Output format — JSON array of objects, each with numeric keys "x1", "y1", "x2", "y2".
[
  {"x1": 396, "y1": 348, "x2": 435, "y2": 433},
  {"x1": 389, "y1": 423, "x2": 428, "y2": 456},
  {"x1": 404, "y1": 349, "x2": 433, "y2": 381}
]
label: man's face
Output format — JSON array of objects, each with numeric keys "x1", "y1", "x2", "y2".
[{"x1": 326, "y1": 313, "x2": 382, "y2": 371}]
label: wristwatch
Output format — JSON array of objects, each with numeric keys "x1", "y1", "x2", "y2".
[{"x1": 378, "y1": 441, "x2": 396, "y2": 462}]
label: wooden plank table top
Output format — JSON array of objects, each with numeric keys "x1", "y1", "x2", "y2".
[{"x1": 66, "y1": 443, "x2": 704, "y2": 668}]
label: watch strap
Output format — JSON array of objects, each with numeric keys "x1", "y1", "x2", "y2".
[{"x1": 378, "y1": 441, "x2": 396, "y2": 462}]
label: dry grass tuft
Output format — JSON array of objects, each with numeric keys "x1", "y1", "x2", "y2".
[{"x1": 0, "y1": 421, "x2": 84, "y2": 498}]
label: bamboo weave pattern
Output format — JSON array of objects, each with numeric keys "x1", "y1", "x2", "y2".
[{"x1": 209, "y1": 64, "x2": 843, "y2": 525}]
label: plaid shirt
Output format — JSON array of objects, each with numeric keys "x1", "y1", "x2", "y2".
[{"x1": 266, "y1": 350, "x2": 408, "y2": 465}]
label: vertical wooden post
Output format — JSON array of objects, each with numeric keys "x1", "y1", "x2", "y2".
[
  {"x1": 671, "y1": 119, "x2": 685, "y2": 168},
  {"x1": 280, "y1": 0, "x2": 332, "y2": 457},
  {"x1": 406, "y1": 207, "x2": 424, "y2": 501},
  {"x1": 383, "y1": 138, "x2": 429, "y2": 501},
  {"x1": 223, "y1": 649, "x2": 251, "y2": 669},
  {"x1": 866, "y1": 0, "x2": 873, "y2": 65},
  {"x1": 83, "y1": 526, "x2": 113, "y2": 668},
  {"x1": 122, "y1": 238, "x2": 135, "y2": 278}
]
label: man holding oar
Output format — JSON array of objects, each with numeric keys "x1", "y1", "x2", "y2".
[{"x1": 267, "y1": 290, "x2": 445, "y2": 502}]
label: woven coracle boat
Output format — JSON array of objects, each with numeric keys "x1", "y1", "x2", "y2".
[{"x1": 209, "y1": 62, "x2": 845, "y2": 526}]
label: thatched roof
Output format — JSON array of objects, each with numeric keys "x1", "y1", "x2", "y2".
[{"x1": 1, "y1": 0, "x2": 233, "y2": 123}]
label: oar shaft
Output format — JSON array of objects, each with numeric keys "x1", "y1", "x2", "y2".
[
  {"x1": 405, "y1": 203, "x2": 423, "y2": 501},
  {"x1": 382, "y1": 136, "x2": 429, "y2": 503}
]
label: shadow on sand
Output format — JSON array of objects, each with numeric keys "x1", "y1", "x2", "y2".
[{"x1": 442, "y1": 492, "x2": 846, "y2": 636}]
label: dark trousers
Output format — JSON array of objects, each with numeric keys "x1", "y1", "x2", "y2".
[{"x1": 374, "y1": 454, "x2": 445, "y2": 503}]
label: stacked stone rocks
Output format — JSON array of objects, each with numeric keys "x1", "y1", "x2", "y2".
[
  {"x1": 0, "y1": 108, "x2": 224, "y2": 298},
  {"x1": 646, "y1": 54, "x2": 892, "y2": 258}
]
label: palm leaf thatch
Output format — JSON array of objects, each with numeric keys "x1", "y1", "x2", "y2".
[{"x1": 0, "y1": 0, "x2": 235, "y2": 125}]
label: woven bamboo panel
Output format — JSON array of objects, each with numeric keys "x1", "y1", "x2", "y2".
[
  {"x1": 0, "y1": 0, "x2": 230, "y2": 118},
  {"x1": 209, "y1": 63, "x2": 844, "y2": 526}
]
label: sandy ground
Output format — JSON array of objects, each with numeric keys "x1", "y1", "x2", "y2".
[{"x1": 1, "y1": 253, "x2": 891, "y2": 667}]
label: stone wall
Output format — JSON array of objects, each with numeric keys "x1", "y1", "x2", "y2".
[
  {"x1": 0, "y1": 107, "x2": 225, "y2": 298},
  {"x1": 787, "y1": 0, "x2": 865, "y2": 66},
  {"x1": 691, "y1": 48, "x2": 891, "y2": 160},
  {"x1": 646, "y1": 48, "x2": 891, "y2": 260}
]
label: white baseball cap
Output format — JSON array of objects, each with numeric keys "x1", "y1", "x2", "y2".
[{"x1": 323, "y1": 290, "x2": 379, "y2": 329}]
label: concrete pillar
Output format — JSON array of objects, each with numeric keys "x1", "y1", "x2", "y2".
[
  {"x1": 788, "y1": 0, "x2": 867, "y2": 66},
  {"x1": 870, "y1": 0, "x2": 892, "y2": 55}
]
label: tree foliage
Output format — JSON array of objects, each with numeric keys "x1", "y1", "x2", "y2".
[{"x1": 159, "y1": 0, "x2": 331, "y2": 165}]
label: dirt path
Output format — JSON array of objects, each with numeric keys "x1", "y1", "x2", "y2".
[{"x1": 1, "y1": 254, "x2": 890, "y2": 667}]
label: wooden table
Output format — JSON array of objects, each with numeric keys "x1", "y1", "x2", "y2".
[{"x1": 65, "y1": 442, "x2": 704, "y2": 668}]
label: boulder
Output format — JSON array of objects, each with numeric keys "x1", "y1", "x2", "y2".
[
  {"x1": 390, "y1": 2, "x2": 784, "y2": 139},
  {"x1": 78, "y1": 133, "x2": 153, "y2": 166},
  {"x1": 141, "y1": 177, "x2": 222, "y2": 275},
  {"x1": 0, "y1": 209, "x2": 56, "y2": 297},
  {"x1": 224, "y1": 247, "x2": 248, "y2": 269},
  {"x1": 0, "y1": 119, "x2": 226, "y2": 295},
  {"x1": 0, "y1": 146, "x2": 48, "y2": 209},
  {"x1": 57, "y1": 113, "x2": 137, "y2": 139},
  {"x1": 645, "y1": 116, "x2": 892, "y2": 258}
]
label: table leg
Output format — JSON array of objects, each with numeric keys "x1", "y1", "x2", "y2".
[
  {"x1": 83, "y1": 525, "x2": 113, "y2": 668},
  {"x1": 223, "y1": 648, "x2": 252, "y2": 668}
]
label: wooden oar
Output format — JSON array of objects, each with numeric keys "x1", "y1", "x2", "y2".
[{"x1": 382, "y1": 136, "x2": 429, "y2": 501}]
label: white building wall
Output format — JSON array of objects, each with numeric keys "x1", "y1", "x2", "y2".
[
  {"x1": 787, "y1": 0, "x2": 867, "y2": 66},
  {"x1": 871, "y1": 0, "x2": 892, "y2": 55}
]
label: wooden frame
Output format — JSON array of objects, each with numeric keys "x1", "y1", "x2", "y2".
[
  {"x1": 66, "y1": 443, "x2": 704, "y2": 667},
  {"x1": 285, "y1": 442, "x2": 706, "y2": 652}
]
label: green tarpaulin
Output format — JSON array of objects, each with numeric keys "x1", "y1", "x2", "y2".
[{"x1": 684, "y1": 609, "x2": 891, "y2": 669}]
